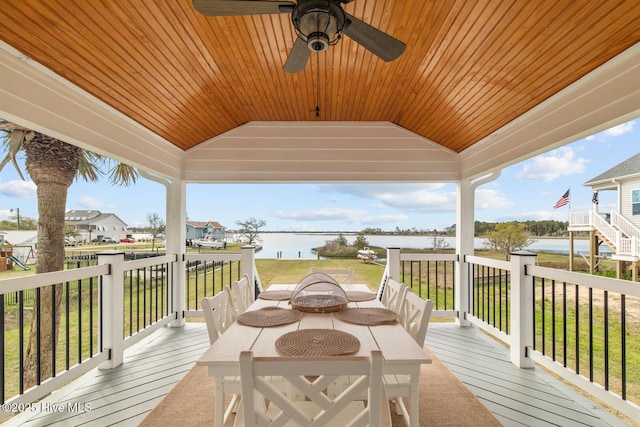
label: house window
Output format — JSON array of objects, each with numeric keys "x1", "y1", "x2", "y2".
[{"x1": 633, "y1": 189, "x2": 640, "y2": 215}]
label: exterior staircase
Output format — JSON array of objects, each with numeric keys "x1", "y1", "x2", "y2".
[{"x1": 569, "y1": 209, "x2": 640, "y2": 262}]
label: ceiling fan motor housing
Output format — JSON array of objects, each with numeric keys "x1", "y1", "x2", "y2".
[{"x1": 292, "y1": 0, "x2": 346, "y2": 52}]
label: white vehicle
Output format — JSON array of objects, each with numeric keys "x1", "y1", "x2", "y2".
[
  {"x1": 356, "y1": 247, "x2": 377, "y2": 263},
  {"x1": 193, "y1": 233, "x2": 225, "y2": 248}
]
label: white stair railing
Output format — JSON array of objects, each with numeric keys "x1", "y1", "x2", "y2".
[
  {"x1": 611, "y1": 210, "x2": 640, "y2": 239},
  {"x1": 590, "y1": 210, "x2": 619, "y2": 246}
]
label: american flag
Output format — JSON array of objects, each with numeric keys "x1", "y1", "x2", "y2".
[{"x1": 554, "y1": 189, "x2": 570, "y2": 209}]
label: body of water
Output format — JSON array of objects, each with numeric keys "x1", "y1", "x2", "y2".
[{"x1": 253, "y1": 233, "x2": 600, "y2": 259}]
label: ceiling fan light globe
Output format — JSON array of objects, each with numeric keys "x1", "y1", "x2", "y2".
[
  {"x1": 292, "y1": 0, "x2": 346, "y2": 51},
  {"x1": 307, "y1": 33, "x2": 329, "y2": 52}
]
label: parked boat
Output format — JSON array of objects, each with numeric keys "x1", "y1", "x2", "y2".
[
  {"x1": 356, "y1": 247, "x2": 377, "y2": 262},
  {"x1": 192, "y1": 233, "x2": 225, "y2": 248}
]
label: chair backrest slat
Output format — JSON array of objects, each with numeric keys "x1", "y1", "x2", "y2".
[
  {"x1": 311, "y1": 267, "x2": 354, "y2": 285},
  {"x1": 230, "y1": 274, "x2": 253, "y2": 314},
  {"x1": 201, "y1": 286, "x2": 236, "y2": 344},
  {"x1": 380, "y1": 278, "x2": 408, "y2": 314},
  {"x1": 399, "y1": 291, "x2": 434, "y2": 345},
  {"x1": 239, "y1": 351, "x2": 390, "y2": 426}
]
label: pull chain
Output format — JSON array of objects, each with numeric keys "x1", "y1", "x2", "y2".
[{"x1": 315, "y1": 51, "x2": 319, "y2": 117}]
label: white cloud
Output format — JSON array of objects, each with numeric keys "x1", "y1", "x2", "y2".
[
  {"x1": 515, "y1": 147, "x2": 588, "y2": 181},
  {"x1": 583, "y1": 120, "x2": 635, "y2": 141},
  {"x1": 273, "y1": 208, "x2": 408, "y2": 227},
  {"x1": 318, "y1": 183, "x2": 457, "y2": 213},
  {"x1": 354, "y1": 214, "x2": 409, "y2": 225},
  {"x1": 495, "y1": 210, "x2": 570, "y2": 221},
  {"x1": 475, "y1": 188, "x2": 514, "y2": 209},
  {"x1": 603, "y1": 121, "x2": 635, "y2": 136},
  {"x1": 0, "y1": 179, "x2": 36, "y2": 198},
  {"x1": 77, "y1": 195, "x2": 106, "y2": 209},
  {"x1": 274, "y1": 208, "x2": 368, "y2": 222}
]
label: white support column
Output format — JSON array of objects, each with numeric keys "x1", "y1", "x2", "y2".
[
  {"x1": 510, "y1": 250, "x2": 537, "y2": 368},
  {"x1": 167, "y1": 178, "x2": 187, "y2": 327},
  {"x1": 98, "y1": 251, "x2": 125, "y2": 369},
  {"x1": 455, "y1": 179, "x2": 473, "y2": 327},
  {"x1": 386, "y1": 247, "x2": 401, "y2": 282},
  {"x1": 241, "y1": 245, "x2": 256, "y2": 294}
]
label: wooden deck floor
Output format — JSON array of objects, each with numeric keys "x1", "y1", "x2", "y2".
[{"x1": 4, "y1": 322, "x2": 631, "y2": 427}]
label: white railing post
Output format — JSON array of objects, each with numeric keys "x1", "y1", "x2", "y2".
[
  {"x1": 510, "y1": 251, "x2": 536, "y2": 368},
  {"x1": 455, "y1": 178, "x2": 474, "y2": 327},
  {"x1": 98, "y1": 250, "x2": 125, "y2": 369},
  {"x1": 386, "y1": 247, "x2": 401, "y2": 281},
  {"x1": 241, "y1": 245, "x2": 256, "y2": 294}
]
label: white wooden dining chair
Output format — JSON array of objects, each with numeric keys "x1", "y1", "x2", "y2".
[
  {"x1": 385, "y1": 290, "x2": 434, "y2": 425},
  {"x1": 235, "y1": 350, "x2": 391, "y2": 427},
  {"x1": 399, "y1": 290, "x2": 434, "y2": 346},
  {"x1": 201, "y1": 286, "x2": 240, "y2": 427},
  {"x1": 230, "y1": 274, "x2": 254, "y2": 314},
  {"x1": 202, "y1": 286, "x2": 237, "y2": 344},
  {"x1": 311, "y1": 267, "x2": 354, "y2": 284},
  {"x1": 379, "y1": 277, "x2": 408, "y2": 314}
]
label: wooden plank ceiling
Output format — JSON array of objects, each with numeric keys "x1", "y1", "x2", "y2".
[{"x1": 0, "y1": 0, "x2": 639, "y2": 153}]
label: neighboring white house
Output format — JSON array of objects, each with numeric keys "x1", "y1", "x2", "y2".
[
  {"x1": 569, "y1": 152, "x2": 640, "y2": 279},
  {"x1": 186, "y1": 221, "x2": 226, "y2": 242},
  {"x1": 65, "y1": 210, "x2": 130, "y2": 243}
]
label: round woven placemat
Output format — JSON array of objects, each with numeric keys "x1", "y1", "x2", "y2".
[
  {"x1": 257, "y1": 290, "x2": 293, "y2": 301},
  {"x1": 236, "y1": 307, "x2": 302, "y2": 327},
  {"x1": 346, "y1": 291, "x2": 377, "y2": 302},
  {"x1": 276, "y1": 329, "x2": 360, "y2": 356},
  {"x1": 335, "y1": 307, "x2": 398, "y2": 325}
]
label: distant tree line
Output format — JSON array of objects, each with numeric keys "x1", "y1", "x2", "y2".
[
  {"x1": 0, "y1": 217, "x2": 37, "y2": 230},
  {"x1": 473, "y1": 220, "x2": 569, "y2": 237},
  {"x1": 360, "y1": 220, "x2": 569, "y2": 237}
]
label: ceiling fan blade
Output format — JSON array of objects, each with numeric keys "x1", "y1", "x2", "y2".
[
  {"x1": 283, "y1": 37, "x2": 311, "y2": 73},
  {"x1": 193, "y1": 0, "x2": 295, "y2": 16},
  {"x1": 342, "y1": 13, "x2": 406, "y2": 62}
]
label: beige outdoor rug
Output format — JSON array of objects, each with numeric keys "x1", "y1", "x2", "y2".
[{"x1": 140, "y1": 346, "x2": 502, "y2": 427}]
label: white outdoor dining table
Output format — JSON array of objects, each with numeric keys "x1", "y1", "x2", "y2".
[{"x1": 196, "y1": 284, "x2": 431, "y2": 427}]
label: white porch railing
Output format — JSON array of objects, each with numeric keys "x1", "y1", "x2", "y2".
[
  {"x1": 570, "y1": 211, "x2": 590, "y2": 227},
  {"x1": 393, "y1": 249, "x2": 639, "y2": 421},
  {"x1": 0, "y1": 248, "x2": 256, "y2": 421},
  {"x1": 1, "y1": 247, "x2": 638, "y2": 422}
]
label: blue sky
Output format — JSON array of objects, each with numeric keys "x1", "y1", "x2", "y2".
[{"x1": 0, "y1": 118, "x2": 637, "y2": 232}]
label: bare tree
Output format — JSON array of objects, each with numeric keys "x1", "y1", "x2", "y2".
[
  {"x1": 430, "y1": 230, "x2": 451, "y2": 252},
  {"x1": 235, "y1": 217, "x2": 266, "y2": 245},
  {"x1": 146, "y1": 212, "x2": 166, "y2": 250}
]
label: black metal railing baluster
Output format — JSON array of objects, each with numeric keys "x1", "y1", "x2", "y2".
[
  {"x1": 589, "y1": 286, "x2": 594, "y2": 382},
  {"x1": 621, "y1": 294, "x2": 626, "y2": 400},
  {"x1": 90, "y1": 277, "x2": 94, "y2": 354},
  {"x1": 575, "y1": 284, "x2": 580, "y2": 375},
  {"x1": 77, "y1": 280, "x2": 82, "y2": 365},
  {"x1": 552, "y1": 280, "x2": 556, "y2": 362},
  {"x1": 604, "y1": 290, "x2": 609, "y2": 391},
  {"x1": 65, "y1": 282, "x2": 70, "y2": 370},
  {"x1": 0, "y1": 293, "x2": 4, "y2": 403},
  {"x1": 563, "y1": 281, "x2": 567, "y2": 367}
]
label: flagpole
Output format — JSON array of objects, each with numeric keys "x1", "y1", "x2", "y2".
[{"x1": 568, "y1": 187, "x2": 571, "y2": 212}]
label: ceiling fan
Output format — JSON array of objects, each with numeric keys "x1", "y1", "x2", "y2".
[{"x1": 193, "y1": 0, "x2": 406, "y2": 73}]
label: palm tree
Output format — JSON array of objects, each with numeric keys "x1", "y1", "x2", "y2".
[{"x1": 0, "y1": 120, "x2": 138, "y2": 388}]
